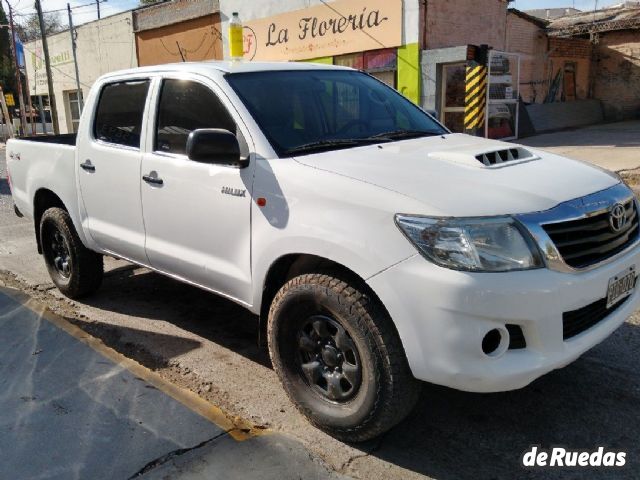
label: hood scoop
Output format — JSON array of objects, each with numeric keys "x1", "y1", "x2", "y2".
[
  {"x1": 475, "y1": 147, "x2": 537, "y2": 167},
  {"x1": 428, "y1": 146, "x2": 539, "y2": 169}
]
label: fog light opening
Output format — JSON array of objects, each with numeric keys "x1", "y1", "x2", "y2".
[{"x1": 482, "y1": 327, "x2": 509, "y2": 357}]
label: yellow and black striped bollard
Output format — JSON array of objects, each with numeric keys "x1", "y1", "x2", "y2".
[{"x1": 464, "y1": 64, "x2": 488, "y2": 133}]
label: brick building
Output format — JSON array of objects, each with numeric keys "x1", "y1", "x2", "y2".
[
  {"x1": 593, "y1": 30, "x2": 640, "y2": 120},
  {"x1": 505, "y1": 9, "x2": 549, "y2": 104},
  {"x1": 420, "y1": 0, "x2": 508, "y2": 50},
  {"x1": 548, "y1": 5, "x2": 640, "y2": 121},
  {"x1": 420, "y1": 0, "x2": 509, "y2": 132}
]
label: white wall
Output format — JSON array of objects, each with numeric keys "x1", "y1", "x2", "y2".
[
  {"x1": 24, "y1": 11, "x2": 137, "y2": 134},
  {"x1": 218, "y1": 0, "x2": 420, "y2": 60}
]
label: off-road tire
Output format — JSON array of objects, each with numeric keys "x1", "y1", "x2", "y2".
[
  {"x1": 40, "y1": 207, "x2": 103, "y2": 299},
  {"x1": 268, "y1": 272, "x2": 421, "y2": 442}
]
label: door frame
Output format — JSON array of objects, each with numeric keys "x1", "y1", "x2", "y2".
[
  {"x1": 439, "y1": 62, "x2": 466, "y2": 131},
  {"x1": 138, "y1": 71, "x2": 258, "y2": 306}
]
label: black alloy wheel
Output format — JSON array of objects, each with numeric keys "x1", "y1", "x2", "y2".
[
  {"x1": 297, "y1": 314, "x2": 362, "y2": 402},
  {"x1": 43, "y1": 226, "x2": 72, "y2": 279},
  {"x1": 39, "y1": 207, "x2": 104, "y2": 299},
  {"x1": 268, "y1": 272, "x2": 421, "y2": 442}
]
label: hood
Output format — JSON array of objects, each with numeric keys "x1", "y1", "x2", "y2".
[{"x1": 293, "y1": 133, "x2": 619, "y2": 217}]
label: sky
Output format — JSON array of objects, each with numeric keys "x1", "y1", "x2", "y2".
[
  {"x1": 7, "y1": 0, "x2": 140, "y2": 26},
  {"x1": 5, "y1": 0, "x2": 628, "y2": 28}
]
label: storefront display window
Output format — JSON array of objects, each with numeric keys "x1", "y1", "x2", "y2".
[
  {"x1": 486, "y1": 51, "x2": 520, "y2": 140},
  {"x1": 334, "y1": 52, "x2": 364, "y2": 70},
  {"x1": 487, "y1": 103, "x2": 515, "y2": 139},
  {"x1": 334, "y1": 48, "x2": 397, "y2": 88}
]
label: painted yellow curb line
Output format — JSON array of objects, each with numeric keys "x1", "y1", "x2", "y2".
[{"x1": 2, "y1": 286, "x2": 266, "y2": 442}]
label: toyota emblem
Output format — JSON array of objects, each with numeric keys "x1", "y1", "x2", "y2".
[{"x1": 609, "y1": 203, "x2": 627, "y2": 233}]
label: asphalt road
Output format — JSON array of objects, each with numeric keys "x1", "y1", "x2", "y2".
[{"x1": 1, "y1": 130, "x2": 640, "y2": 479}]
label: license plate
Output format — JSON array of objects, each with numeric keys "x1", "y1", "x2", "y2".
[{"x1": 606, "y1": 266, "x2": 636, "y2": 309}]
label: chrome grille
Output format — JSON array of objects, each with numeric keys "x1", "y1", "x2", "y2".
[{"x1": 542, "y1": 199, "x2": 639, "y2": 269}]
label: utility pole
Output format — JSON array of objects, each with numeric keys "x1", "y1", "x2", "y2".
[
  {"x1": 22, "y1": 61, "x2": 36, "y2": 134},
  {"x1": 67, "y1": 4, "x2": 83, "y2": 111},
  {"x1": 35, "y1": 0, "x2": 59, "y2": 134},
  {"x1": 96, "y1": 0, "x2": 101, "y2": 19},
  {"x1": 7, "y1": 2, "x2": 27, "y2": 135},
  {"x1": 0, "y1": 85, "x2": 14, "y2": 139}
]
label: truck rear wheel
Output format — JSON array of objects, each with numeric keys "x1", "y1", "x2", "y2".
[
  {"x1": 267, "y1": 272, "x2": 421, "y2": 442},
  {"x1": 40, "y1": 207, "x2": 103, "y2": 299}
]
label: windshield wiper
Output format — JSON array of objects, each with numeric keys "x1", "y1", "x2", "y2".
[
  {"x1": 368, "y1": 129, "x2": 442, "y2": 140},
  {"x1": 284, "y1": 138, "x2": 387, "y2": 155}
]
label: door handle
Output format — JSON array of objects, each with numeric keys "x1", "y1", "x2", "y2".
[
  {"x1": 80, "y1": 160, "x2": 96, "y2": 172},
  {"x1": 142, "y1": 173, "x2": 164, "y2": 186}
]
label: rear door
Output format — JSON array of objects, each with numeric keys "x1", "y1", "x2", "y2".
[
  {"x1": 140, "y1": 75, "x2": 254, "y2": 303},
  {"x1": 77, "y1": 79, "x2": 151, "y2": 263}
]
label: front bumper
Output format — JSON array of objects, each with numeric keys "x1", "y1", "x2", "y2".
[{"x1": 368, "y1": 244, "x2": 640, "y2": 393}]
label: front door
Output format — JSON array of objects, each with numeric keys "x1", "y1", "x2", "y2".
[
  {"x1": 77, "y1": 79, "x2": 151, "y2": 263},
  {"x1": 140, "y1": 77, "x2": 254, "y2": 303}
]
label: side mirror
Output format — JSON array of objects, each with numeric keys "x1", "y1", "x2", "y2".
[{"x1": 186, "y1": 128, "x2": 249, "y2": 168}]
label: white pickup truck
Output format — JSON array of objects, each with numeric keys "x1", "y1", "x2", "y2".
[{"x1": 6, "y1": 62, "x2": 640, "y2": 441}]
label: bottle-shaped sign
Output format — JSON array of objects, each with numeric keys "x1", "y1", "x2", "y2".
[{"x1": 229, "y1": 12, "x2": 243, "y2": 60}]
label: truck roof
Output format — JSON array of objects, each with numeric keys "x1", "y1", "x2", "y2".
[{"x1": 99, "y1": 60, "x2": 350, "y2": 81}]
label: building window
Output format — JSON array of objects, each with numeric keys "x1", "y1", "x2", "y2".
[
  {"x1": 65, "y1": 90, "x2": 84, "y2": 133},
  {"x1": 440, "y1": 63, "x2": 466, "y2": 132},
  {"x1": 334, "y1": 48, "x2": 397, "y2": 88}
]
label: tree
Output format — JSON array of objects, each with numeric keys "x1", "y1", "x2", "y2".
[
  {"x1": 0, "y1": 2, "x2": 15, "y2": 94},
  {"x1": 15, "y1": 11, "x2": 64, "y2": 42},
  {"x1": 139, "y1": 0, "x2": 164, "y2": 5}
]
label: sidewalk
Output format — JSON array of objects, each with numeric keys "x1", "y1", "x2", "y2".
[
  {"x1": 519, "y1": 120, "x2": 640, "y2": 172},
  {"x1": 0, "y1": 287, "x2": 344, "y2": 480}
]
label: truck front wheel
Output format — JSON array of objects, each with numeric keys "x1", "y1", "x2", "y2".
[
  {"x1": 40, "y1": 207, "x2": 103, "y2": 299},
  {"x1": 267, "y1": 272, "x2": 421, "y2": 442}
]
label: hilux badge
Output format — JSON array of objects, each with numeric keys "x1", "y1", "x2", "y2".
[{"x1": 221, "y1": 186, "x2": 246, "y2": 197}]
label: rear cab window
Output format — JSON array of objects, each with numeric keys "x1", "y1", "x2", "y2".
[{"x1": 93, "y1": 80, "x2": 150, "y2": 148}]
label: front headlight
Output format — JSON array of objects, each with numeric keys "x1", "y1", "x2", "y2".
[{"x1": 395, "y1": 214, "x2": 543, "y2": 272}]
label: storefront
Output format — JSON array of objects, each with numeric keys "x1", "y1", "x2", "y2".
[
  {"x1": 219, "y1": 0, "x2": 421, "y2": 104},
  {"x1": 25, "y1": 11, "x2": 137, "y2": 134}
]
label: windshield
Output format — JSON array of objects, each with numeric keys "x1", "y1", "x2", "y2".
[{"x1": 226, "y1": 70, "x2": 447, "y2": 157}]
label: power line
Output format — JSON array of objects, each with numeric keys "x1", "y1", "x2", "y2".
[{"x1": 13, "y1": 0, "x2": 107, "y2": 17}]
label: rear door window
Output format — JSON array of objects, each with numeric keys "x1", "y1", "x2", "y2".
[
  {"x1": 154, "y1": 79, "x2": 237, "y2": 155},
  {"x1": 93, "y1": 80, "x2": 150, "y2": 148}
]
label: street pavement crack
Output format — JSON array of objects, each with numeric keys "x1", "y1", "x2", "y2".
[
  {"x1": 126, "y1": 430, "x2": 231, "y2": 479},
  {"x1": 339, "y1": 435, "x2": 386, "y2": 475}
]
